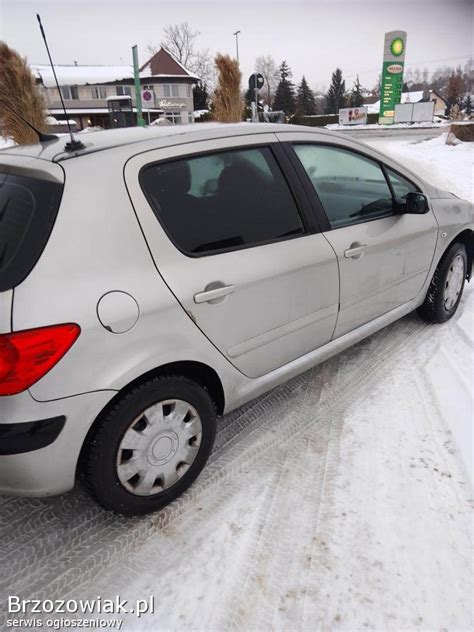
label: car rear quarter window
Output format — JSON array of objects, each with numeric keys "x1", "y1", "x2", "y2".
[
  {"x1": 139, "y1": 146, "x2": 305, "y2": 255},
  {"x1": 0, "y1": 171, "x2": 63, "y2": 292}
]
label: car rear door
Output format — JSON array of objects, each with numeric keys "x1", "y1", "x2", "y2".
[
  {"x1": 276, "y1": 133, "x2": 438, "y2": 338},
  {"x1": 125, "y1": 134, "x2": 339, "y2": 378}
]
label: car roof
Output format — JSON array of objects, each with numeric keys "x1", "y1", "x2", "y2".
[{"x1": 0, "y1": 122, "x2": 344, "y2": 163}]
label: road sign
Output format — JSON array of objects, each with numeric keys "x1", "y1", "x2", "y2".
[
  {"x1": 378, "y1": 30, "x2": 407, "y2": 125},
  {"x1": 141, "y1": 88, "x2": 154, "y2": 105},
  {"x1": 249, "y1": 73, "x2": 265, "y2": 91}
]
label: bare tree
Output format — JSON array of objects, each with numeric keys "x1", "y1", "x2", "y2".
[
  {"x1": 255, "y1": 55, "x2": 277, "y2": 104},
  {"x1": 192, "y1": 48, "x2": 215, "y2": 89},
  {"x1": 147, "y1": 22, "x2": 215, "y2": 88},
  {"x1": 162, "y1": 22, "x2": 199, "y2": 67}
]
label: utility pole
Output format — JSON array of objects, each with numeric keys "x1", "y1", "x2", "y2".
[
  {"x1": 132, "y1": 45, "x2": 145, "y2": 127},
  {"x1": 233, "y1": 30, "x2": 241, "y2": 63}
]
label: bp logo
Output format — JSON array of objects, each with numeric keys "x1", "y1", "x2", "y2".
[{"x1": 390, "y1": 37, "x2": 405, "y2": 57}]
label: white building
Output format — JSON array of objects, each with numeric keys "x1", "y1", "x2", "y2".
[{"x1": 32, "y1": 48, "x2": 199, "y2": 130}]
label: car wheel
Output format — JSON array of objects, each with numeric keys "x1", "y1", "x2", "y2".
[
  {"x1": 82, "y1": 375, "x2": 217, "y2": 516},
  {"x1": 417, "y1": 242, "x2": 467, "y2": 323}
]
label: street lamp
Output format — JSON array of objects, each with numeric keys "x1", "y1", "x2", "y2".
[{"x1": 233, "y1": 30, "x2": 241, "y2": 63}]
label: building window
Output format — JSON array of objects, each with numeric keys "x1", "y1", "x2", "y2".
[
  {"x1": 91, "y1": 85, "x2": 107, "y2": 99},
  {"x1": 61, "y1": 86, "x2": 79, "y2": 100},
  {"x1": 165, "y1": 111, "x2": 182, "y2": 124},
  {"x1": 116, "y1": 85, "x2": 132, "y2": 96},
  {"x1": 163, "y1": 84, "x2": 179, "y2": 97},
  {"x1": 186, "y1": 84, "x2": 192, "y2": 98}
]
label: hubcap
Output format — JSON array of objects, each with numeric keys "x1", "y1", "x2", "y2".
[
  {"x1": 116, "y1": 399, "x2": 202, "y2": 496},
  {"x1": 444, "y1": 254, "x2": 465, "y2": 310}
]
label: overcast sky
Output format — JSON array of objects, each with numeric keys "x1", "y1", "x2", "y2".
[{"x1": 0, "y1": 0, "x2": 471, "y2": 91}]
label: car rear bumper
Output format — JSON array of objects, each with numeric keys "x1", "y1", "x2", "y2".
[
  {"x1": 0, "y1": 389, "x2": 115, "y2": 496},
  {"x1": 0, "y1": 416, "x2": 66, "y2": 455}
]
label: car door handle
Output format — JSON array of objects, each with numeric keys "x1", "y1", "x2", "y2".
[
  {"x1": 344, "y1": 243, "x2": 368, "y2": 259},
  {"x1": 193, "y1": 284, "x2": 235, "y2": 304}
]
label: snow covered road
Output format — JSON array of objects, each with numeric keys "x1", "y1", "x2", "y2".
[
  {"x1": 1, "y1": 289, "x2": 472, "y2": 631},
  {"x1": 0, "y1": 133, "x2": 472, "y2": 632}
]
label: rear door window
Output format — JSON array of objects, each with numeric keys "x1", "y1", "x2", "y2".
[
  {"x1": 0, "y1": 172, "x2": 63, "y2": 291},
  {"x1": 139, "y1": 146, "x2": 305, "y2": 255}
]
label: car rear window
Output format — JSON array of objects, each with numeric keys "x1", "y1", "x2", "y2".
[{"x1": 0, "y1": 171, "x2": 63, "y2": 292}]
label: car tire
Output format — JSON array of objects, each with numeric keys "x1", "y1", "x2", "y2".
[
  {"x1": 417, "y1": 241, "x2": 467, "y2": 323},
  {"x1": 81, "y1": 375, "x2": 217, "y2": 516}
]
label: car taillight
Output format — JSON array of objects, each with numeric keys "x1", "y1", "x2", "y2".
[{"x1": 0, "y1": 324, "x2": 80, "y2": 396}]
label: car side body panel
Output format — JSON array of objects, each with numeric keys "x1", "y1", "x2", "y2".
[
  {"x1": 124, "y1": 134, "x2": 340, "y2": 378},
  {"x1": 324, "y1": 212, "x2": 438, "y2": 337},
  {"x1": 1, "y1": 125, "x2": 472, "y2": 499},
  {"x1": 10, "y1": 151, "x2": 246, "y2": 406}
]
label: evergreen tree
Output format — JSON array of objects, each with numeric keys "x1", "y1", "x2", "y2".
[
  {"x1": 350, "y1": 75, "x2": 364, "y2": 107},
  {"x1": 273, "y1": 60, "x2": 296, "y2": 114},
  {"x1": 193, "y1": 81, "x2": 209, "y2": 110},
  {"x1": 296, "y1": 76, "x2": 316, "y2": 115},
  {"x1": 465, "y1": 94, "x2": 472, "y2": 115},
  {"x1": 325, "y1": 68, "x2": 347, "y2": 114}
]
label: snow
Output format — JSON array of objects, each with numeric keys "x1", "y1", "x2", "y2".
[
  {"x1": 0, "y1": 136, "x2": 15, "y2": 149},
  {"x1": 194, "y1": 109, "x2": 210, "y2": 119},
  {"x1": 105, "y1": 94, "x2": 132, "y2": 101},
  {"x1": 32, "y1": 63, "x2": 137, "y2": 87},
  {"x1": 32, "y1": 64, "x2": 198, "y2": 88},
  {"x1": 365, "y1": 132, "x2": 474, "y2": 203},
  {"x1": 0, "y1": 131, "x2": 472, "y2": 631},
  {"x1": 327, "y1": 120, "x2": 449, "y2": 131},
  {"x1": 46, "y1": 115, "x2": 77, "y2": 125}
]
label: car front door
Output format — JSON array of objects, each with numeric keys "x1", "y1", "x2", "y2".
[
  {"x1": 279, "y1": 136, "x2": 438, "y2": 338},
  {"x1": 125, "y1": 135, "x2": 339, "y2": 378}
]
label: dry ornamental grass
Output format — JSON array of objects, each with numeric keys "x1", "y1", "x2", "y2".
[
  {"x1": 0, "y1": 41, "x2": 47, "y2": 144},
  {"x1": 212, "y1": 54, "x2": 243, "y2": 123}
]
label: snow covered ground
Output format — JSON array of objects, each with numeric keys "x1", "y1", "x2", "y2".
[
  {"x1": 365, "y1": 132, "x2": 473, "y2": 203},
  {"x1": 0, "y1": 136, "x2": 15, "y2": 149},
  {"x1": 0, "y1": 132, "x2": 472, "y2": 632},
  {"x1": 327, "y1": 120, "x2": 449, "y2": 131}
]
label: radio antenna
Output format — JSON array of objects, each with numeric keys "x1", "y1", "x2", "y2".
[{"x1": 36, "y1": 13, "x2": 85, "y2": 152}]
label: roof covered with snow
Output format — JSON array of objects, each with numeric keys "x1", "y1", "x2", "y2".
[
  {"x1": 33, "y1": 64, "x2": 135, "y2": 87},
  {"x1": 32, "y1": 48, "x2": 199, "y2": 88}
]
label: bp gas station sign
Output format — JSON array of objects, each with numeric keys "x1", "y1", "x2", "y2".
[{"x1": 379, "y1": 30, "x2": 407, "y2": 124}]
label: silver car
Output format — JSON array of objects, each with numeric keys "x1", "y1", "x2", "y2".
[{"x1": 0, "y1": 123, "x2": 472, "y2": 515}]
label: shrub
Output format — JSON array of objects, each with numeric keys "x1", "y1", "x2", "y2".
[{"x1": 290, "y1": 112, "x2": 379, "y2": 127}]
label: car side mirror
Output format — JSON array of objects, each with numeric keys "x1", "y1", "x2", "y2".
[{"x1": 405, "y1": 191, "x2": 429, "y2": 214}]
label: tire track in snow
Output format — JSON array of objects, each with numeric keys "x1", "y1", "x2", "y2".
[{"x1": 0, "y1": 314, "x2": 454, "y2": 630}]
